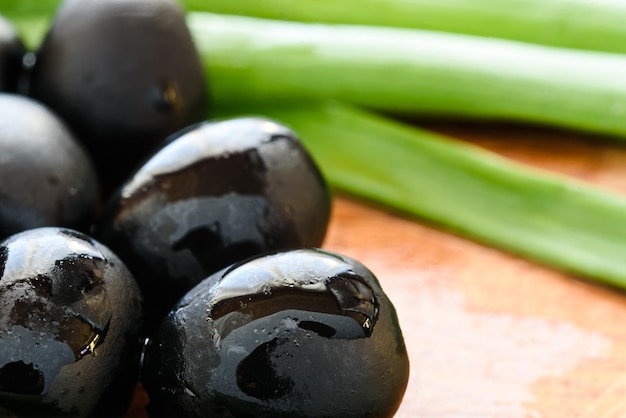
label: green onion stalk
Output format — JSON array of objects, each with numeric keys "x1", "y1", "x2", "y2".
[
  {"x1": 187, "y1": 12, "x2": 626, "y2": 141},
  {"x1": 10, "y1": 0, "x2": 626, "y2": 54},
  {"x1": 217, "y1": 101, "x2": 626, "y2": 289},
  {"x1": 180, "y1": 0, "x2": 626, "y2": 54},
  {"x1": 0, "y1": 0, "x2": 59, "y2": 48}
]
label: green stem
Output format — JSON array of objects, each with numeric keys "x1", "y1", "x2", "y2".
[
  {"x1": 0, "y1": 0, "x2": 59, "y2": 17},
  {"x1": 1, "y1": 0, "x2": 58, "y2": 49},
  {"x1": 180, "y1": 0, "x2": 626, "y2": 54},
  {"x1": 187, "y1": 12, "x2": 626, "y2": 140},
  {"x1": 217, "y1": 101, "x2": 626, "y2": 289}
]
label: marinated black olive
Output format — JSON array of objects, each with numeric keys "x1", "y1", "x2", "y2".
[
  {"x1": 0, "y1": 227, "x2": 144, "y2": 417},
  {"x1": 0, "y1": 15, "x2": 24, "y2": 93},
  {"x1": 29, "y1": 0, "x2": 209, "y2": 195},
  {"x1": 0, "y1": 93, "x2": 100, "y2": 240},
  {"x1": 95, "y1": 117, "x2": 331, "y2": 327},
  {"x1": 141, "y1": 248, "x2": 409, "y2": 418}
]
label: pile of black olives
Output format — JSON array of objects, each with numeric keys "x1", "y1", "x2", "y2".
[{"x1": 0, "y1": 0, "x2": 410, "y2": 417}]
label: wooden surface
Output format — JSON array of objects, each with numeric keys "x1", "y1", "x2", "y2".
[
  {"x1": 126, "y1": 121, "x2": 626, "y2": 417},
  {"x1": 324, "y1": 121, "x2": 626, "y2": 418}
]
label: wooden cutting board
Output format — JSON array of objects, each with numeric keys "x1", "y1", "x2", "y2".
[{"x1": 126, "y1": 121, "x2": 626, "y2": 417}]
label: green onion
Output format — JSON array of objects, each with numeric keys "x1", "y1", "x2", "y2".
[
  {"x1": 216, "y1": 100, "x2": 626, "y2": 289},
  {"x1": 0, "y1": 0, "x2": 59, "y2": 17},
  {"x1": 187, "y1": 12, "x2": 626, "y2": 140},
  {"x1": 6, "y1": 16, "x2": 50, "y2": 49},
  {"x1": 180, "y1": 0, "x2": 626, "y2": 54},
  {"x1": 11, "y1": 0, "x2": 626, "y2": 54},
  {"x1": 1, "y1": 0, "x2": 59, "y2": 48}
]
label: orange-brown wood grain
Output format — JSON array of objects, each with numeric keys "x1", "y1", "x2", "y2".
[{"x1": 127, "y1": 122, "x2": 626, "y2": 417}]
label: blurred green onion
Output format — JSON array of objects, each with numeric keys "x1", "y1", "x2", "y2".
[
  {"x1": 188, "y1": 12, "x2": 626, "y2": 140},
  {"x1": 219, "y1": 101, "x2": 626, "y2": 289},
  {"x1": 1, "y1": 0, "x2": 58, "y2": 48},
  {"x1": 180, "y1": 0, "x2": 626, "y2": 54}
]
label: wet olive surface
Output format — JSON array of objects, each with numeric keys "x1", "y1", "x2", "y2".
[
  {"x1": 0, "y1": 15, "x2": 24, "y2": 93},
  {"x1": 142, "y1": 248, "x2": 409, "y2": 418},
  {"x1": 29, "y1": 0, "x2": 208, "y2": 195},
  {"x1": 95, "y1": 117, "x2": 331, "y2": 328},
  {"x1": 0, "y1": 93, "x2": 100, "y2": 241},
  {"x1": 0, "y1": 227, "x2": 144, "y2": 417}
]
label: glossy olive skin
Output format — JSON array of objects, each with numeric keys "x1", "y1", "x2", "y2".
[
  {"x1": 0, "y1": 94, "x2": 100, "y2": 241},
  {"x1": 0, "y1": 227, "x2": 144, "y2": 417},
  {"x1": 29, "y1": 0, "x2": 208, "y2": 195},
  {"x1": 142, "y1": 248, "x2": 409, "y2": 418},
  {"x1": 0, "y1": 15, "x2": 24, "y2": 93},
  {"x1": 95, "y1": 117, "x2": 331, "y2": 327}
]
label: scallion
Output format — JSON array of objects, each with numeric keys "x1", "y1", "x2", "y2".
[
  {"x1": 217, "y1": 101, "x2": 626, "y2": 289},
  {"x1": 180, "y1": 0, "x2": 626, "y2": 54},
  {"x1": 187, "y1": 12, "x2": 626, "y2": 140},
  {"x1": 1, "y1": 0, "x2": 59, "y2": 48}
]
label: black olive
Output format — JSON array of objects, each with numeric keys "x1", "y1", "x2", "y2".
[
  {"x1": 0, "y1": 227, "x2": 144, "y2": 417},
  {"x1": 141, "y1": 248, "x2": 409, "y2": 418},
  {"x1": 29, "y1": 0, "x2": 209, "y2": 196},
  {"x1": 0, "y1": 93, "x2": 100, "y2": 240},
  {"x1": 95, "y1": 117, "x2": 331, "y2": 327},
  {"x1": 0, "y1": 15, "x2": 25, "y2": 93}
]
